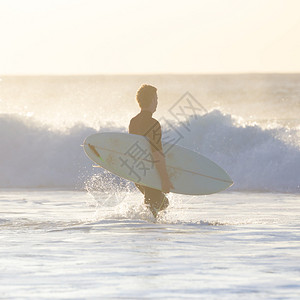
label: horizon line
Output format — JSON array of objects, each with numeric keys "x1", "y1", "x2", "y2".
[{"x1": 1, "y1": 71, "x2": 300, "y2": 77}]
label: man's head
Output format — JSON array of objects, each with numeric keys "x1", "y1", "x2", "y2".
[{"x1": 136, "y1": 84, "x2": 158, "y2": 112}]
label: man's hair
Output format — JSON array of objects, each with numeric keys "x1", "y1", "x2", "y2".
[{"x1": 136, "y1": 84, "x2": 157, "y2": 108}]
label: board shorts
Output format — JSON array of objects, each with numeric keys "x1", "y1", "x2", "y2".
[{"x1": 135, "y1": 183, "x2": 169, "y2": 217}]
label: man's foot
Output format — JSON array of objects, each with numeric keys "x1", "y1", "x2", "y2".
[
  {"x1": 149, "y1": 206, "x2": 158, "y2": 218},
  {"x1": 144, "y1": 204, "x2": 157, "y2": 218}
]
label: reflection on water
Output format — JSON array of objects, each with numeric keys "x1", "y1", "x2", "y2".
[{"x1": 1, "y1": 190, "x2": 300, "y2": 298}]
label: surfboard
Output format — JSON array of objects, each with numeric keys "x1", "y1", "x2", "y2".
[{"x1": 83, "y1": 132, "x2": 233, "y2": 195}]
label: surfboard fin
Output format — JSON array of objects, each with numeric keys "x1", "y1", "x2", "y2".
[{"x1": 88, "y1": 144, "x2": 100, "y2": 157}]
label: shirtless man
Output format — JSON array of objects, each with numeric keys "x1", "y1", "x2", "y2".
[{"x1": 129, "y1": 84, "x2": 174, "y2": 217}]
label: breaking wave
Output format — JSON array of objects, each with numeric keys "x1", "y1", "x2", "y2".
[{"x1": 0, "y1": 110, "x2": 299, "y2": 193}]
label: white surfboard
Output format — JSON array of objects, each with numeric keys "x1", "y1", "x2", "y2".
[{"x1": 83, "y1": 132, "x2": 233, "y2": 195}]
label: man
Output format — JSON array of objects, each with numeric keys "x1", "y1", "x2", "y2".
[{"x1": 129, "y1": 84, "x2": 174, "y2": 218}]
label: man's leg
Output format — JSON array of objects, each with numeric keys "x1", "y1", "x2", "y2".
[
  {"x1": 135, "y1": 183, "x2": 169, "y2": 217},
  {"x1": 144, "y1": 187, "x2": 169, "y2": 217},
  {"x1": 135, "y1": 183, "x2": 145, "y2": 195}
]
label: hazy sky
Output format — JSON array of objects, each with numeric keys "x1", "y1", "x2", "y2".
[{"x1": 1, "y1": 0, "x2": 300, "y2": 74}]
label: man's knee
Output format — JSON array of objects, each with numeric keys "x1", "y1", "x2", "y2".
[{"x1": 144, "y1": 193, "x2": 169, "y2": 211}]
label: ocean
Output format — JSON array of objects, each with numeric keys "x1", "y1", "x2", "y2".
[{"x1": 0, "y1": 74, "x2": 299, "y2": 299}]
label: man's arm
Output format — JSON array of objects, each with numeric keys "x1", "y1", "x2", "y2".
[{"x1": 152, "y1": 150, "x2": 174, "y2": 193}]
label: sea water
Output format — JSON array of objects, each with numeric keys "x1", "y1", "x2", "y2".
[{"x1": 0, "y1": 74, "x2": 300, "y2": 298}]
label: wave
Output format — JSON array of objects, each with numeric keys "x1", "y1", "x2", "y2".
[
  {"x1": 0, "y1": 111, "x2": 299, "y2": 193},
  {"x1": 0, "y1": 114, "x2": 124, "y2": 189}
]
